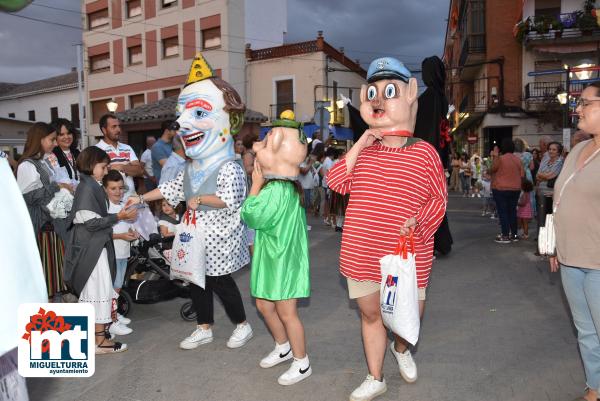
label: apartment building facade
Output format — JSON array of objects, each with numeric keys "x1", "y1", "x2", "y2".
[
  {"x1": 444, "y1": 0, "x2": 567, "y2": 156},
  {"x1": 82, "y1": 0, "x2": 286, "y2": 145},
  {"x1": 245, "y1": 31, "x2": 366, "y2": 140}
]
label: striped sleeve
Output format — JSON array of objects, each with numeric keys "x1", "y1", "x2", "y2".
[
  {"x1": 414, "y1": 147, "x2": 447, "y2": 244},
  {"x1": 327, "y1": 158, "x2": 353, "y2": 195}
]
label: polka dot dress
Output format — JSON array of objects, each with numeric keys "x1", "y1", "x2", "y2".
[{"x1": 158, "y1": 161, "x2": 250, "y2": 276}]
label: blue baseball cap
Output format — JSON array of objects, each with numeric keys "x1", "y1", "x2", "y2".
[{"x1": 367, "y1": 57, "x2": 412, "y2": 84}]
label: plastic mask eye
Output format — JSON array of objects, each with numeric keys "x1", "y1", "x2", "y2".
[
  {"x1": 195, "y1": 110, "x2": 208, "y2": 118},
  {"x1": 367, "y1": 85, "x2": 377, "y2": 101},
  {"x1": 384, "y1": 83, "x2": 396, "y2": 99}
]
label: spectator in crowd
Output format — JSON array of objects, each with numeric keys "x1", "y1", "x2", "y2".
[
  {"x1": 103, "y1": 169, "x2": 136, "y2": 335},
  {"x1": 47, "y1": 118, "x2": 80, "y2": 185},
  {"x1": 531, "y1": 148, "x2": 542, "y2": 182},
  {"x1": 234, "y1": 138, "x2": 245, "y2": 159},
  {"x1": 151, "y1": 120, "x2": 177, "y2": 183},
  {"x1": 538, "y1": 135, "x2": 553, "y2": 160},
  {"x1": 449, "y1": 153, "x2": 461, "y2": 192},
  {"x1": 517, "y1": 179, "x2": 534, "y2": 239},
  {"x1": 459, "y1": 153, "x2": 471, "y2": 197},
  {"x1": 491, "y1": 138, "x2": 524, "y2": 243},
  {"x1": 535, "y1": 141, "x2": 564, "y2": 231},
  {"x1": 159, "y1": 135, "x2": 186, "y2": 185},
  {"x1": 550, "y1": 82, "x2": 600, "y2": 401},
  {"x1": 95, "y1": 113, "x2": 144, "y2": 198},
  {"x1": 514, "y1": 138, "x2": 534, "y2": 183},
  {"x1": 140, "y1": 136, "x2": 157, "y2": 192},
  {"x1": 310, "y1": 146, "x2": 324, "y2": 217},
  {"x1": 320, "y1": 147, "x2": 336, "y2": 226},
  {"x1": 514, "y1": 137, "x2": 536, "y2": 216},
  {"x1": 298, "y1": 150, "x2": 316, "y2": 230},
  {"x1": 64, "y1": 146, "x2": 137, "y2": 354},
  {"x1": 17, "y1": 122, "x2": 72, "y2": 300},
  {"x1": 470, "y1": 155, "x2": 482, "y2": 197},
  {"x1": 311, "y1": 130, "x2": 323, "y2": 151}
]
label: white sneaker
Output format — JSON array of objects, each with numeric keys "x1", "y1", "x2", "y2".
[
  {"x1": 307, "y1": 225, "x2": 312, "y2": 231},
  {"x1": 108, "y1": 321, "x2": 132, "y2": 336},
  {"x1": 277, "y1": 356, "x2": 312, "y2": 385},
  {"x1": 226, "y1": 323, "x2": 253, "y2": 349},
  {"x1": 117, "y1": 313, "x2": 131, "y2": 325},
  {"x1": 260, "y1": 342, "x2": 293, "y2": 368},
  {"x1": 179, "y1": 326, "x2": 213, "y2": 349},
  {"x1": 349, "y1": 374, "x2": 387, "y2": 401},
  {"x1": 389, "y1": 343, "x2": 417, "y2": 383}
]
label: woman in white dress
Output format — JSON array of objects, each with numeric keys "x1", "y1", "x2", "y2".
[{"x1": 64, "y1": 146, "x2": 137, "y2": 354}]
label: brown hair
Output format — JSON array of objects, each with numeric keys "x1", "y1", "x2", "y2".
[
  {"x1": 210, "y1": 77, "x2": 245, "y2": 135},
  {"x1": 241, "y1": 132, "x2": 258, "y2": 149},
  {"x1": 102, "y1": 169, "x2": 124, "y2": 187},
  {"x1": 19, "y1": 122, "x2": 56, "y2": 164},
  {"x1": 209, "y1": 77, "x2": 245, "y2": 113},
  {"x1": 76, "y1": 146, "x2": 110, "y2": 175}
]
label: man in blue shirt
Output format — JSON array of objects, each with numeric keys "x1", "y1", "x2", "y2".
[
  {"x1": 160, "y1": 135, "x2": 187, "y2": 184},
  {"x1": 151, "y1": 120, "x2": 176, "y2": 182}
]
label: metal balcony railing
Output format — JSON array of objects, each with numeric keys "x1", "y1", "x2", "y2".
[{"x1": 524, "y1": 81, "x2": 564, "y2": 99}]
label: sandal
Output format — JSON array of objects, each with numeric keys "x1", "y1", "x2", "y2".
[{"x1": 95, "y1": 331, "x2": 127, "y2": 354}]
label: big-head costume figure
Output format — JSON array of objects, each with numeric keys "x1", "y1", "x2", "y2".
[
  {"x1": 241, "y1": 113, "x2": 310, "y2": 301},
  {"x1": 240, "y1": 113, "x2": 313, "y2": 385},
  {"x1": 134, "y1": 53, "x2": 253, "y2": 350},
  {"x1": 327, "y1": 57, "x2": 447, "y2": 399}
]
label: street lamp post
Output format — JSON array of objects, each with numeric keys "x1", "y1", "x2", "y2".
[{"x1": 106, "y1": 99, "x2": 118, "y2": 113}]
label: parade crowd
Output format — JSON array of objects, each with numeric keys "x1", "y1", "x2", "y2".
[{"x1": 3, "y1": 56, "x2": 600, "y2": 401}]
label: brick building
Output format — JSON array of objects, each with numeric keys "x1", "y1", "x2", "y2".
[
  {"x1": 443, "y1": 0, "x2": 573, "y2": 156},
  {"x1": 82, "y1": 0, "x2": 286, "y2": 145}
]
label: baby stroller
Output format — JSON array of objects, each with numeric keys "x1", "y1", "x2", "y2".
[{"x1": 117, "y1": 233, "x2": 197, "y2": 322}]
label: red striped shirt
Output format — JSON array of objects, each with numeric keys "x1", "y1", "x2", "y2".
[{"x1": 327, "y1": 140, "x2": 447, "y2": 288}]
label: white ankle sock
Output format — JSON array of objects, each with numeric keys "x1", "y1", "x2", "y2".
[
  {"x1": 276, "y1": 341, "x2": 290, "y2": 350},
  {"x1": 293, "y1": 355, "x2": 309, "y2": 368}
]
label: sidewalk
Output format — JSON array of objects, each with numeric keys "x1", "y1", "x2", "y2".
[{"x1": 28, "y1": 196, "x2": 584, "y2": 401}]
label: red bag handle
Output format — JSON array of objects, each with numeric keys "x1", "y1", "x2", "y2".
[{"x1": 393, "y1": 228, "x2": 415, "y2": 259}]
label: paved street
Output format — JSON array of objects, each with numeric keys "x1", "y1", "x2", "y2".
[{"x1": 28, "y1": 196, "x2": 584, "y2": 401}]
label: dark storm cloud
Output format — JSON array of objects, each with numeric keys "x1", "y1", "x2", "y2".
[
  {"x1": 287, "y1": 0, "x2": 449, "y2": 72},
  {"x1": 0, "y1": 1, "x2": 82, "y2": 83}
]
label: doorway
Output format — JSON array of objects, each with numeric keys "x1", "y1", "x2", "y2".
[{"x1": 484, "y1": 126, "x2": 513, "y2": 155}]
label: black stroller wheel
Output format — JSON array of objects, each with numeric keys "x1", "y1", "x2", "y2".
[
  {"x1": 117, "y1": 291, "x2": 133, "y2": 317},
  {"x1": 180, "y1": 301, "x2": 197, "y2": 322}
]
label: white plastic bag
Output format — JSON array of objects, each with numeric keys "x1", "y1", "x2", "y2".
[
  {"x1": 170, "y1": 210, "x2": 206, "y2": 289},
  {"x1": 46, "y1": 188, "x2": 74, "y2": 219},
  {"x1": 379, "y1": 233, "x2": 420, "y2": 345},
  {"x1": 131, "y1": 205, "x2": 158, "y2": 241},
  {"x1": 538, "y1": 213, "x2": 556, "y2": 256}
]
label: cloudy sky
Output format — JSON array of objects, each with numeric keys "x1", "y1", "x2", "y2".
[{"x1": 0, "y1": 0, "x2": 448, "y2": 84}]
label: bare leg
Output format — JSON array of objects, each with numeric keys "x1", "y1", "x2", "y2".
[
  {"x1": 256, "y1": 298, "x2": 287, "y2": 344},
  {"x1": 275, "y1": 299, "x2": 306, "y2": 358},
  {"x1": 393, "y1": 300, "x2": 425, "y2": 353},
  {"x1": 523, "y1": 219, "x2": 529, "y2": 237},
  {"x1": 356, "y1": 292, "x2": 387, "y2": 380}
]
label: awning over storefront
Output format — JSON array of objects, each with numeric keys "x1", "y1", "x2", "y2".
[{"x1": 453, "y1": 112, "x2": 485, "y2": 134}]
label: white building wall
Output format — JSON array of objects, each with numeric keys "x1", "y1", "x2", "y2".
[
  {"x1": 244, "y1": 0, "x2": 286, "y2": 50},
  {"x1": 0, "y1": 88, "x2": 80, "y2": 124}
]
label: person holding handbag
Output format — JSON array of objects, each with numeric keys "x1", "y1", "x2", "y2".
[
  {"x1": 535, "y1": 141, "x2": 563, "y2": 231},
  {"x1": 549, "y1": 83, "x2": 600, "y2": 401}
]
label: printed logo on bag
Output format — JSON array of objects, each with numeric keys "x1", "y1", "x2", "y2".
[
  {"x1": 18, "y1": 303, "x2": 95, "y2": 377},
  {"x1": 381, "y1": 274, "x2": 398, "y2": 312},
  {"x1": 179, "y1": 232, "x2": 193, "y2": 243}
]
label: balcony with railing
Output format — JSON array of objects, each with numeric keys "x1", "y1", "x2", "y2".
[
  {"x1": 524, "y1": 81, "x2": 564, "y2": 99},
  {"x1": 458, "y1": 90, "x2": 489, "y2": 113},
  {"x1": 522, "y1": 12, "x2": 600, "y2": 49}
]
